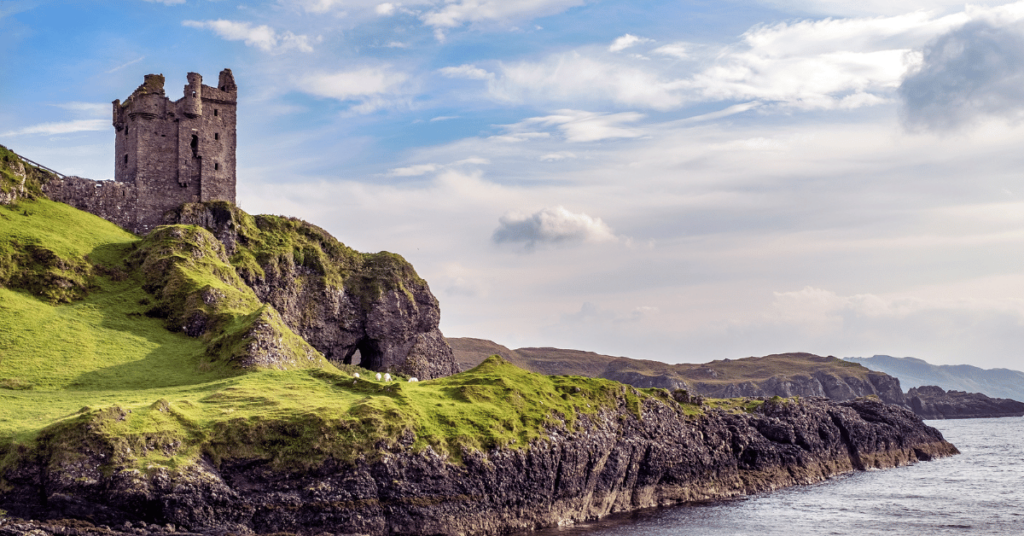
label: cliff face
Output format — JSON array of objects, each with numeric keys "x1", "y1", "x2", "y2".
[
  {"x1": 168, "y1": 202, "x2": 459, "y2": 380},
  {"x1": 906, "y1": 385, "x2": 1024, "y2": 420},
  {"x1": 0, "y1": 396, "x2": 956, "y2": 536},
  {"x1": 682, "y1": 369, "x2": 907, "y2": 408}
]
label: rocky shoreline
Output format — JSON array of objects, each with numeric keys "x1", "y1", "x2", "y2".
[{"x1": 1, "y1": 396, "x2": 957, "y2": 536}]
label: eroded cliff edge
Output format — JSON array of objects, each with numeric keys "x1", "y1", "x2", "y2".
[
  {"x1": 1, "y1": 366, "x2": 957, "y2": 536},
  {"x1": 165, "y1": 201, "x2": 459, "y2": 380}
]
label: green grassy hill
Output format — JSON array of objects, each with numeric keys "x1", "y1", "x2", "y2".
[{"x1": 1, "y1": 193, "x2": 698, "y2": 481}]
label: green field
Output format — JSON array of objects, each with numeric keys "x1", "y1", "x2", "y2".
[{"x1": 1, "y1": 197, "x2": 694, "y2": 477}]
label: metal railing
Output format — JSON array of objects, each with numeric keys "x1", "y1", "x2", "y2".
[{"x1": 8, "y1": 150, "x2": 66, "y2": 179}]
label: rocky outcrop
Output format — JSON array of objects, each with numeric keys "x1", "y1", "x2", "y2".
[
  {"x1": 906, "y1": 385, "x2": 1024, "y2": 419},
  {"x1": 168, "y1": 202, "x2": 459, "y2": 380},
  {"x1": 685, "y1": 369, "x2": 907, "y2": 407},
  {"x1": 1, "y1": 145, "x2": 47, "y2": 206},
  {"x1": 0, "y1": 397, "x2": 956, "y2": 536}
]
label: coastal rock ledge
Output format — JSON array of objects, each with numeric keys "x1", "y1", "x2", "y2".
[{"x1": 1, "y1": 397, "x2": 956, "y2": 536}]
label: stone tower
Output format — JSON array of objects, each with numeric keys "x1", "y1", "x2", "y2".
[{"x1": 111, "y1": 69, "x2": 237, "y2": 233}]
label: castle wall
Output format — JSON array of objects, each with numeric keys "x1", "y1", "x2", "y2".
[{"x1": 41, "y1": 177, "x2": 139, "y2": 233}]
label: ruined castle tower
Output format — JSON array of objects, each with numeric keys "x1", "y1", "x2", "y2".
[{"x1": 111, "y1": 69, "x2": 237, "y2": 233}]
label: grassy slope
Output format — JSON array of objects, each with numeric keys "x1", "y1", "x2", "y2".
[
  {"x1": 2, "y1": 198, "x2": 714, "y2": 478},
  {"x1": 449, "y1": 338, "x2": 878, "y2": 386}
]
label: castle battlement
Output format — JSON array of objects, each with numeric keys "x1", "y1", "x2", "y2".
[{"x1": 43, "y1": 69, "x2": 238, "y2": 235}]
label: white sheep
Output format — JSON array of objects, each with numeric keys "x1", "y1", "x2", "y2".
[
  {"x1": 353, "y1": 373, "x2": 360, "y2": 379},
  {"x1": 408, "y1": 377, "x2": 419, "y2": 382},
  {"x1": 384, "y1": 373, "x2": 392, "y2": 382},
  {"x1": 376, "y1": 372, "x2": 382, "y2": 381}
]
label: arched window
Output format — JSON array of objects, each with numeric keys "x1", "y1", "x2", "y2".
[{"x1": 192, "y1": 90, "x2": 197, "y2": 97}]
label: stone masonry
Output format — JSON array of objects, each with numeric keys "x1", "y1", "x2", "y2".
[{"x1": 43, "y1": 70, "x2": 237, "y2": 235}]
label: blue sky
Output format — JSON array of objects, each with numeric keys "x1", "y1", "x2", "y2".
[{"x1": 4, "y1": 0, "x2": 1024, "y2": 368}]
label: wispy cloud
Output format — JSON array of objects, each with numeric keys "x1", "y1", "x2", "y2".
[
  {"x1": 652, "y1": 43, "x2": 688, "y2": 59},
  {"x1": 301, "y1": 67, "x2": 409, "y2": 112},
  {"x1": 507, "y1": 110, "x2": 646, "y2": 142},
  {"x1": 387, "y1": 157, "x2": 489, "y2": 176},
  {"x1": 142, "y1": 0, "x2": 186, "y2": 5},
  {"x1": 49, "y1": 102, "x2": 110, "y2": 117},
  {"x1": 182, "y1": 20, "x2": 318, "y2": 53},
  {"x1": 421, "y1": 0, "x2": 587, "y2": 29},
  {"x1": 439, "y1": 64, "x2": 495, "y2": 81},
  {"x1": 2, "y1": 119, "x2": 109, "y2": 137},
  {"x1": 106, "y1": 56, "x2": 145, "y2": 74},
  {"x1": 609, "y1": 33, "x2": 652, "y2": 52}
]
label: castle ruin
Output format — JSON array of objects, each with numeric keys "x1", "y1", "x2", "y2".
[{"x1": 42, "y1": 69, "x2": 238, "y2": 234}]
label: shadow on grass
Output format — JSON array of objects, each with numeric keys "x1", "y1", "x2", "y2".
[{"x1": 65, "y1": 242, "x2": 243, "y2": 391}]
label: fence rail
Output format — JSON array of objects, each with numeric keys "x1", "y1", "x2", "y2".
[{"x1": 9, "y1": 150, "x2": 65, "y2": 179}]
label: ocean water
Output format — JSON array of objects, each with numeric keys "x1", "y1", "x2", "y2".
[{"x1": 529, "y1": 418, "x2": 1024, "y2": 536}]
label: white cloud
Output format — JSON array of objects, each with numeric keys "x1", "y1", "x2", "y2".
[
  {"x1": 491, "y1": 53, "x2": 687, "y2": 110},
  {"x1": 421, "y1": 0, "x2": 587, "y2": 29},
  {"x1": 387, "y1": 156, "x2": 489, "y2": 176},
  {"x1": 470, "y1": 9, "x2": 988, "y2": 112},
  {"x1": 509, "y1": 110, "x2": 646, "y2": 142},
  {"x1": 286, "y1": 0, "x2": 346, "y2": 13},
  {"x1": 142, "y1": 0, "x2": 186, "y2": 5},
  {"x1": 376, "y1": 2, "x2": 397, "y2": 15},
  {"x1": 492, "y1": 206, "x2": 617, "y2": 249},
  {"x1": 49, "y1": 102, "x2": 109, "y2": 117},
  {"x1": 182, "y1": 20, "x2": 317, "y2": 53},
  {"x1": 539, "y1": 151, "x2": 577, "y2": 161},
  {"x1": 383, "y1": 41, "x2": 409, "y2": 48},
  {"x1": 439, "y1": 64, "x2": 495, "y2": 80},
  {"x1": 754, "y1": 0, "x2": 977, "y2": 18},
  {"x1": 389, "y1": 163, "x2": 441, "y2": 176},
  {"x1": 301, "y1": 68, "x2": 409, "y2": 111},
  {"x1": 609, "y1": 33, "x2": 652, "y2": 52},
  {"x1": 652, "y1": 43, "x2": 688, "y2": 59},
  {"x1": 2, "y1": 119, "x2": 109, "y2": 137}
]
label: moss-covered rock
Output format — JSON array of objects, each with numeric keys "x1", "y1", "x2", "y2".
[
  {"x1": 127, "y1": 223, "x2": 326, "y2": 371},
  {"x1": 167, "y1": 202, "x2": 459, "y2": 379}
]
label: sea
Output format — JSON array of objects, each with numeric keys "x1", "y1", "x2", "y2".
[{"x1": 527, "y1": 418, "x2": 1024, "y2": 536}]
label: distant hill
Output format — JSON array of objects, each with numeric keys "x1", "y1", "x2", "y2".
[
  {"x1": 844, "y1": 355, "x2": 1024, "y2": 402},
  {"x1": 448, "y1": 338, "x2": 906, "y2": 406}
]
